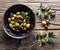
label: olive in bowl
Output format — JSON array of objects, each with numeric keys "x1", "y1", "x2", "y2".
[{"x1": 2, "y1": 4, "x2": 35, "y2": 39}]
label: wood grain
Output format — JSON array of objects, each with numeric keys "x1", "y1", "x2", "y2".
[
  {"x1": 0, "y1": 0, "x2": 60, "y2": 3},
  {"x1": 0, "y1": 2, "x2": 60, "y2": 11},
  {"x1": 0, "y1": 30, "x2": 60, "y2": 50},
  {"x1": 0, "y1": 14, "x2": 60, "y2": 30},
  {"x1": 0, "y1": 0, "x2": 60, "y2": 50},
  {"x1": 1, "y1": 2, "x2": 60, "y2": 13}
]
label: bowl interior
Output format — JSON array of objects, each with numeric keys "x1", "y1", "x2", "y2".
[{"x1": 3, "y1": 4, "x2": 35, "y2": 39}]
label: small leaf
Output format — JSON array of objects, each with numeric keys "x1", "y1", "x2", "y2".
[
  {"x1": 52, "y1": 10, "x2": 56, "y2": 13},
  {"x1": 47, "y1": 38, "x2": 55, "y2": 44},
  {"x1": 40, "y1": 12, "x2": 44, "y2": 19},
  {"x1": 35, "y1": 34, "x2": 39, "y2": 40},
  {"x1": 40, "y1": 3, "x2": 42, "y2": 8},
  {"x1": 25, "y1": 16, "x2": 30, "y2": 19},
  {"x1": 48, "y1": 15, "x2": 51, "y2": 20},
  {"x1": 38, "y1": 10, "x2": 41, "y2": 16},
  {"x1": 46, "y1": 7, "x2": 51, "y2": 12},
  {"x1": 21, "y1": 12, "x2": 25, "y2": 17},
  {"x1": 53, "y1": 35, "x2": 56, "y2": 38}
]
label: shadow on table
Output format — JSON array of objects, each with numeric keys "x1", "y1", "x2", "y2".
[
  {"x1": 0, "y1": 31, "x2": 59, "y2": 50},
  {"x1": 0, "y1": 31, "x2": 35, "y2": 50}
]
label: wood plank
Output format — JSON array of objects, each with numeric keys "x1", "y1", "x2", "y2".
[
  {"x1": 0, "y1": 0, "x2": 60, "y2": 3},
  {"x1": 0, "y1": 30, "x2": 60, "y2": 50},
  {"x1": 0, "y1": 3, "x2": 60, "y2": 11},
  {"x1": 0, "y1": 0, "x2": 60, "y2": 50}
]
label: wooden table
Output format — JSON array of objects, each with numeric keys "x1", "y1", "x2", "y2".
[{"x1": 0, "y1": 0, "x2": 60, "y2": 50}]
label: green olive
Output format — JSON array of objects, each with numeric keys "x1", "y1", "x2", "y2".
[
  {"x1": 41, "y1": 38, "x2": 46, "y2": 44},
  {"x1": 39, "y1": 31, "x2": 44, "y2": 36},
  {"x1": 9, "y1": 23, "x2": 13, "y2": 28},
  {"x1": 37, "y1": 10, "x2": 41, "y2": 13},
  {"x1": 25, "y1": 16, "x2": 30, "y2": 19},
  {"x1": 10, "y1": 21, "x2": 15, "y2": 24},
  {"x1": 23, "y1": 23, "x2": 26, "y2": 26},
  {"x1": 42, "y1": 20, "x2": 47, "y2": 25},
  {"x1": 8, "y1": 18, "x2": 11, "y2": 22},
  {"x1": 11, "y1": 17, "x2": 15, "y2": 20},
  {"x1": 16, "y1": 15, "x2": 22, "y2": 18},
  {"x1": 48, "y1": 9, "x2": 52, "y2": 14},
  {"x1": 13, "y1": 14, "x2": 16, "y2": 18},
  {"x1": 15, "y1": 20, "x2": 17, "y2": 22},
  {"x1": 20, "y1": 23, "x2": 24, "y2": 26},
  {"x1": 13, "y1": 25, "x2": 15, "y2": 27},
  {"x1": 15, "y1": 22, "x2": 19, "y2": 27},
  {"x1": 23, "y1": 19, "x2": 26, "y2": 22},
  {"x1": 25, "y1": 12, "x2": 28, "y2": 16},
  {"x1": 16, "y1": 12, "x2": 20, "y2": 15},
  {"x1": 26, "y1": 23, "x2": 30, "y2": 28}
]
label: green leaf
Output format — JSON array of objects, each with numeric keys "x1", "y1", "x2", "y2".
[
  {"x1": 40, "y1": 12, "x2": 44, "y2": 19},
  {"x1": 46, "y1": 7, "x2": 51, "y2": 12},
  {"x1": 48, "y1": 15, "x2": 51, "y2": 20},
  {"x1": 40, "y1": 3, "x2": 42, "y2": 8},
  {"x1": 48, "y1": 32, "x2": 53, "y2": 38},
  {"x1": 53, "y1": 35, "x2": 56, "y2": 38},
  {"x1": 47, "y1": 38, "x2": 55, "y2": 44},
  {"x1": 51, "y1": 15, "x2": 55, "y2": 19},
  {"x1": 52, "y1": 10, "x2": 56, "y2": 13},
  {"x1": 35, "y1": 34, "x2": 39, "y2": 40},
  {"x1": 21, "y1": 12, "x2": 25, "y2": 17},
  {"x1": 25, "y1": 16, "x2": 30, "y2": 19},
  {"x1": 38, "y1": 10, "x2": 41, "y2": 16}
]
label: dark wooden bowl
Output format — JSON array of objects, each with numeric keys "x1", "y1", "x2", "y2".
[{"x1": 2, "y1": 4, "x2": 35, "y2": 39}]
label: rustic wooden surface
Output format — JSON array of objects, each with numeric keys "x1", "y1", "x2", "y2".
[{"x1": 0, "y1": 0, "x2": 60, "y2": 50}]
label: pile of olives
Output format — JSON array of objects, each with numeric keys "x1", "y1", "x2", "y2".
[
  {"x1": 37, "y1": 4, "x2": 56, "y2": 20},
  {"x1": 8, "y1": 12, "x2": 30, "y2": 32},
  {"x1": 33, "y1": 31, "x2": 56, "y2": 46},
  {"x1": 37, "y1": 3, "x2": 56, "y2": 29}
]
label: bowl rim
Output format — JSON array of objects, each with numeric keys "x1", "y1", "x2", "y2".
[{"x1": 2, "y1": 4, "x2": 35, "y2": 39}]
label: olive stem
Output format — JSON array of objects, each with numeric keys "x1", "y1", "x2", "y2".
[{"x1": 38, "y1": 21, "x2": 60, "y2": 26}]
